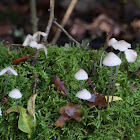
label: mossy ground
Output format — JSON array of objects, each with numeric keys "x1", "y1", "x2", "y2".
[{"x1": 0, "y1": 44, "x2": 140, "y2": 140}]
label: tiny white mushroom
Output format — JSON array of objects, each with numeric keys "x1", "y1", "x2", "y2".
[
  {"x1": 9, "y1": 88, "x2": 22, "y2": 99},
  {"x1": 103, "y1": 52, "x2": 122, "y2": 104},
  {"x1": 9, "y1": 88, "x2": 22, "y2": 113},
  {"x1": 76, "y1": 89, "x2": 91, "y2": 100},
  {"x1": 0, "y1": 67, "x2": 18, "y2": 102},
  {"x1": 124, "y1": 49, "x2": 137, "y2": 63},
  {"x1": 103, "y1": 52, "x2": 122, "y2": 66},
  {"x1": 0, "y1": 67, "x2": 18, "y2": 76},
  {"x1": 22, "y1": 34, "x2": 33, "y2": 46},
  {"x1": 112, "y1": 40, "x2": 131, "y2": 52},
  {"x1": 74, "y1": 69, "x2": 88, "y2": 80},
  {"x1": 108, "y1": 38, "x2": 118, "y2": 47},
  {"x1": 74, "y1": 69, "x2": 88, "y2": 90}
]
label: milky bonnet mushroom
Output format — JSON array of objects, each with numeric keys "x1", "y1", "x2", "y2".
[
  {"x1": 9, "y1": 88, "x2": 22, "y2": 99},
  {"x1": 76, "y1": 89, "x2": 91, "y2": 100},
  {"x1": 103, "y1": 52, "x2": 122, "y2": 104},
  {"x1": 74, "y1": 69, "x2": 88, "y2": 80},
  {"x1": 124, "y1": 49, "x2": 137, "y2": 63},
  {"x1": 112, "y1": 40, "x2": 131, "y2": 52},
  {"x1": 9, "y1": 88, "x2": 22, "y2": 113},
  {"x1": 108, "y1": 38, "x2": 118, "y2": 47},
  {"x1": 0, "y1": 67, "x2": 18, "y2": 102},
  {"x1": 74, "y1": 69, "x2": 88, "y2": 90}
]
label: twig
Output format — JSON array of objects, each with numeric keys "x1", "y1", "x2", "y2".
[
  {"x1": 53, "y1": 20, "x2": 82, "y2": 47},
  {"x1": 33, "y1": 71, "x2": 37, "y2": 94},
  {"x1": 44, "y1": 0, "x2": 55, "y2": 44},
  {"x1": 51, "y1": 0, "x2": 78, "y2": 45},
  {"x1": 30, "y1": 0, "x2": 38, "y2": 33}
]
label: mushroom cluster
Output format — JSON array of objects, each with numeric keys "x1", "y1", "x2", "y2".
[
  {"x1": 103, "y1": 38, "x2": 138, "y2": 104},
  {"x1": 23, "y1": 31, "x2": 47, "y2": 58}
]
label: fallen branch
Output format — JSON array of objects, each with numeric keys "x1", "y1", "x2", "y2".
[
  {"x1": 30, "y1": 0, "x2": 38, "y2": 33},
  {"x1": 51, "y1": 0, "x2": 78, "y2": 45},
  {"x1": 44, "y1": 0, "x2": 55, "y2": 44},
  {"x1": 53, "y1": 20, "x2": 82, "y2": 48}
]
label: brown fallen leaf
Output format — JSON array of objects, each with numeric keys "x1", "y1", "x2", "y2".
[
  {"x1": 51, "y1": 77, "x2": 68, "y2": 96},
  {"x1": 54, "y1": 104, "x2": 82, "y2": 127},
  {"x1": 87, "y1": 94, "x2": 107, "y2": 109},
  {"x1": 13, "y1": 55, "x2": 32, "y2": 65}
]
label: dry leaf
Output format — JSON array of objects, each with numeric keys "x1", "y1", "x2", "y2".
[
  {"x1": 51, "y1": 77, "x2": 68, "y2": 96},
  {"x1": 54, "y1": 104, "x2": 82, "y2": 127},
  {"x1": 87, "y1": 94, "x2": 107, "y2": 109}
]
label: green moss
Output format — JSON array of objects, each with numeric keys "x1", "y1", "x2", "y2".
[{"x1": 0, "y1": 44, "x2": 140, "y2": 139}]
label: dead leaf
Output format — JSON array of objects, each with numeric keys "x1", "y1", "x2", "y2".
[
  {"x1": 13, "y1": 55, "x2": 32, "y2": 65},
  {"x1": 54, "y1": 104, "x2": 82, "y2": 127},
  {"x1": 51, "y1": 77, "x2": 68, "y2": 96},
  {"x1": 87, "y1": 94, "x2": 107, "y2": 109}
]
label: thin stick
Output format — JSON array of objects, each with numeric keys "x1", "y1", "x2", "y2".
[
  {"x1": 1, "y1": 72, "x2": 10, "y2": 102},
  {"x1": 30, "y1": 0, "x2": 38, "y2": 33},
  {"x1": 53, "y1": 20, "x2": 82, "y2": 47},
  {"x1": 51, "y1": 0, "x2": 78, "y2": 45},
  {"x1": 30, "y1": 51, "x2": 40, "y2": 66},
  {"x1": 33, "y1": 71, "x2": 37, "y2": 94},
  {"x1": 111, "y1": 65, "x2": 119, "y2": 104},
  {"x1": 44, "y1": 0, "x2": 55, "y2": 44},
  {"x1": 107, "y1": 66, "x2": 113, "y2": 104}
]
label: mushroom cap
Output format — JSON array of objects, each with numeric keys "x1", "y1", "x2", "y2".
[
  {"x1": 0, "y1": 67, "x2": 18, "y2": 76},
  {"x1": 74, "y1": 69, "x2": 88, "y2": 80},
  {"x1": 9, "y1": 88, "x2": 22, "y2": 99},
  {"x1": 22, "y1": 34, "x2": 33, "y2": 46},
  {"x1": 112, "y1": 40, "x2": 131, "y2": 51},
  {"x1": 103, "y1": 52, "x2": 122, "y2": 66},
  {"x1": 108, "y1": 38, "x2": 118, "y2": 46},
  {"x1": 76, "y1": 89, "x2": 91, "y2": 100},
  {"x1": 124, "y1": 49, "x2": 137, "y2": 62}
]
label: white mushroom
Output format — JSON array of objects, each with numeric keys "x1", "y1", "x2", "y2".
[
  {"x1": 0, "y1": 67, "x2": 18, "y2": 76},
  {"x1": 9, "y1": 88, "x2": 22, "y2": 99},
  {"x1": 103, "y1": 52, "x2": 122, "y2": 66},
  {"x1": 9, "y1": 88, "x2": 22, "y2": 113},
  {"x1": 108, "y1": 38, "x2": 118, "y2": 47},
  {"x1": 112, "y1": 40, "x2": 131, "y2": 52},
  {"x1": 76, "y1": 89, "x2": 91, "y2": 100},
  {"x1": 0, "y1": 67, "x2": 18, "y2": 102},
  {"x1": 74, "y1": 69, "x2": 88, "y2": 90},
  {"x1": 74, "y1": 69, "x2": 88, "y2": 80},
  {"x1": 103, "y1": 52, "x2": 122, "y2": 104},
  {"x1": 124, "y1": 49, "x2": 137, "y2": 63}
]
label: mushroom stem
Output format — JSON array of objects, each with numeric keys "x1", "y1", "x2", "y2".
[
  {"x1": 15, "y1": 99, "x2": 20, "y2": 113},
  {"x1": 111, "y1": 65, "x2": 119, "y2": 104},
  {"x1": 107, "y1": 66, "x2": 113, "y2": 104},
  {"x1": 80, "y1": 81, "x2": 82, "y2": 90},
  {"x1": 2, "y1": 72, "x2": 10, "y2": 102}
]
